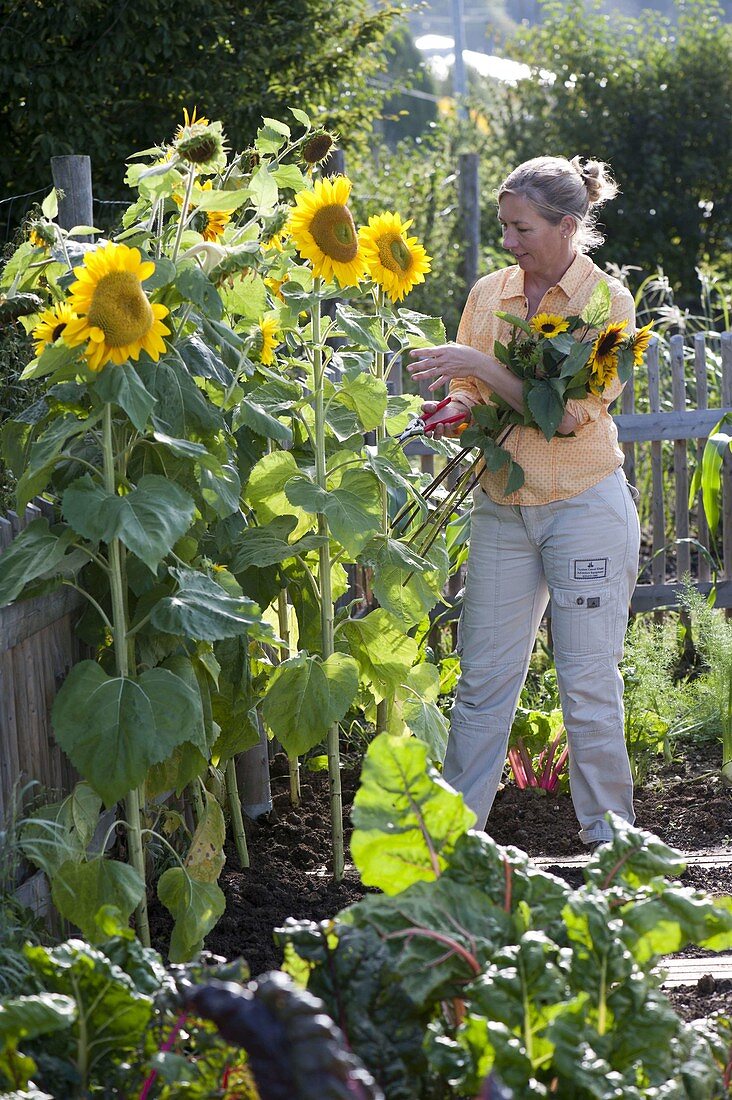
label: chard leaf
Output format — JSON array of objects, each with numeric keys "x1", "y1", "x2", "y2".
[{"x1": 350, "y1": 732, "x2": 475, "y2": 894}]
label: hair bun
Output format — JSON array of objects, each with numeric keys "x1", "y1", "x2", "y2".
[{"x1": 570, "y1": 155, "x2": 617, "y2": 205}]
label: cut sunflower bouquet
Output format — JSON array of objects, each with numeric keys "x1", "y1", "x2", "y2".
[{"x1": 395, "y1": 282, "x2": 652, "y2": 557}]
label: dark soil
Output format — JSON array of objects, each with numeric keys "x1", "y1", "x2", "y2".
[
  {"x1": 487, "y1": 740, "x2": 732, "y2": 858},
  {"x1": 148, "y1": 739, "x2": 732, "y2": 1028}
]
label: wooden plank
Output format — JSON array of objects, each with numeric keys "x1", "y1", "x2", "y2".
[
  {"x1": 647, "y1": 342, "x2": 666, "y2": 610},
  {"x1": 630, "y1": 580, "x2": 732, "y2": 613},
  {"x1": 0, "y1": 650, "x2": 21, "y2": 820},
  {"x1": 613, "y1": 408, "x2": 732, "y2": 443},
  {"x1": 0, "y1": 516, "x2": 13, "y2": 550},
  {"x1": 658, "y1": 954, "x2": 732, "y2": 988},
  {"x1": 694, "y1": 334, "x2": 711, "y2": 582},
  {"x1": 670, "y1": 336, "x2": 690, "y2": 578},
  {"x1": 0, "y1": 586, "x2": 84, "y2": 653},
  {"x1": 722, "y1": 334, "x2": 732, "y2": 590},
  {"x1": 620, "y1": 362, "x2": 636, "y2": 487}
]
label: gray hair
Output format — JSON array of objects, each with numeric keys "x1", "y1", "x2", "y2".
[{"x1": 497, "y1": 155, "x2": 619, "y2": 252}]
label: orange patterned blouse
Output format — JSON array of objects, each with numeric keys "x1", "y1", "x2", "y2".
[{"x1": 450, "y1": 251, "x2": 635, "y2": 506}]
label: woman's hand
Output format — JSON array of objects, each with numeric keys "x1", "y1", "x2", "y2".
[
  {"x1": 407, "y1": 343, "x2": 492, "y2": 391},
  {"x1": 421, "y1": 398, "x2": 471, "y2": 439}
]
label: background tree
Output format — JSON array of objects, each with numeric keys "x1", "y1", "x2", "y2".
[
  {"x1": 490, "y1": 0, "x2": 732, "y2": 296},
  {"x1": 0, "y1": 0, "x2": 406, "y2": 212}
]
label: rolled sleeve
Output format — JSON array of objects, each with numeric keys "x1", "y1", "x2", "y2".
[
  {"x1": 449, "y1": 283, "x2": 483, "y2": 412},
  {"x1": 564, "y1": 285, "x2": 635, "y2": 429}
]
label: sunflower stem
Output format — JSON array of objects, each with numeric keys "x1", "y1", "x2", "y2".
[
  {"x1": 373, "y1": 288, "x2": 390, "y2": 736},
  {"x1": 277, "y1": 589, "x2": 301, "y2": 806},
  {"x1": 312, "y1": 279, "x2": 344, "y2": 881},
  {"x1": 225, "y1": 759, "x2": 250, "y2": 869},
  {"x1": 172, "y1": 164, "x2": 196, "y2": 263},
  {"x1": 102, "y1": 403, "x2": 150, "y2": 948}
]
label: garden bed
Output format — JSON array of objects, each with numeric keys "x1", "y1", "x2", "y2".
[{"x1": 150, "y1": 738, "x2": 732, "y2": 1028}]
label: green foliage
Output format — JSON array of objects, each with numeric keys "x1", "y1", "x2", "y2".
[
  {"x1": 493, "y1": 0, "x2": 732, "y2": 294},
  {"x1": 281, "y1": 733, "x2": 732, "y2": 1098},
  {"x1": 682, "y1": 585, "x2": 732, "y2": 780},
  {"x1": 0, "y1": 0, "x2": 409, "y2": 211}
]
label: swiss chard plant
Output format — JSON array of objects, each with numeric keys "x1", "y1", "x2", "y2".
[{"x1": 279, "y1": 732, "x2": 732, "y2": 1099}]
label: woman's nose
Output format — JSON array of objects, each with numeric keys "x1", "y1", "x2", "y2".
[{"x1": 503, "y1": 230, "x2": 517, "y2": 250}]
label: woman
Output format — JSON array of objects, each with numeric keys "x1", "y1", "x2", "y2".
[{"x1": 407, "y1": 155, "x2": 641, "y2": 850}]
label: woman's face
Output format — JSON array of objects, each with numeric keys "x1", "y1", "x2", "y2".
[{"x1": 498, "y1": 192, "x2": 572, "y2": 278}]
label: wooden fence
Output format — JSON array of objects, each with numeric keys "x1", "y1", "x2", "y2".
[{"x1": 1, "y1": 333, "x2": 731, "y2": 821}]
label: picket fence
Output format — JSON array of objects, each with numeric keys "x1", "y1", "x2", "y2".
[{"x1": 1, "y1": 332, "x2": 731, "y2": 821}]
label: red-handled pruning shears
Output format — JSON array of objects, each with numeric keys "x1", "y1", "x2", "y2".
[{"x1": 396, "y1": 396, "x2": 468, "y2": 444}]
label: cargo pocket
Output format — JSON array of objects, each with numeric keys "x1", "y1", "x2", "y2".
[{"x1": 549, "y1": 585, "x2": 619, "y2": 658}]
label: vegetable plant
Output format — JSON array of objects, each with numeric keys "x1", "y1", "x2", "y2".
[{"x1": 279, "y1": 732, "x2": 732, "y2": 1098}]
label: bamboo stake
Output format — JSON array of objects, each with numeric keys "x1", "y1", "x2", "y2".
[{"x1": 225, "y1": 759, "x2": 250, "y2": 869}]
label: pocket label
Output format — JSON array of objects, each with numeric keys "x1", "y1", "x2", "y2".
[{"x1": 572, "y1": 558, "x2": 608, "y2": 580}]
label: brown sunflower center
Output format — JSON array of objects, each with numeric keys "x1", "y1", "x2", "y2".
[
  {"x1": 309, "y1": 204, "x2": 358, "y2": 262},
  {"x1": 52, "y1": 322, "x2": 67, "y2": 342},
  {"x1": 377, "y1": 234, "x2": 412, "y2": 274},
  {"x1": 87, "y1": 271, "x2": 153, "y2": 347},
  {"x1": 540, "y1": 322, "x2": 555, "y2": 334}
]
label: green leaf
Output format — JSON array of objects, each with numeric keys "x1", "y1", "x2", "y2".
[
  {"x1": 176, "y1": 266, "x2": 223, "y2": 321},
  {"x1": 400, "y1": 664, "x2": 450, "y2": 763},
  {"x1": 558, "y1": 338, "x2": 593, "y2": 378},
  {"x1": 248, "y1": 165, "x2": 279, "y2": 214},
  {"x1": 94, "y1": 363, "x2": 156, "y2": 433},
  {"x1": 246, "y1": 450, "x2": 314, "y2": 538},
  {"x1": 580, "y1": 280, "x2": 611, "y2": 328},
  {"x1": 230, "y1": 515, "x2": 327, "y2": 570},
  {"x1": 351, "y1": 733, "x2": 476, "y2": 894},
  {"x1": 235, "y1": 398, "x2": 293, "y2": 446},
  {"x1": 151, "y1": 568, "x2": 273, "y2": 642},
  {"x1": 50, "y1": 858, "x2": 145, "y2": 943},
  {"x1": 0, "y1": 992, "x2": 75, "y2": 1045},
  {"x1": 221, "y1": 271, "x2": 268, "y2": 323},
  {"x1": 494, "y1": 309, "x2": 532, "y2": 335},
  {"x1": 190, "y1": 186, "x2": 250, "y2": 213},
  {"x1": 371, "y1": 540, "x2": 449, "y2": 628},
  {"x1": 151, "y1": 431, "x2": 223, "y2": 473},
  {"x1": 183, "y1": 792, "x2": 226, "y2": 883},
  {"x1": 272, "y1": 163, "x2": 306, "y2": 192},
  {"x1": 141, "y1": 255, "x2": 177, "y2": 292},
  {"x1": 288, "y1": 106, "x2": 311, "y2": 128},
  {"x1": 101, "y1": 475, "x2": 195, "y2": 572},
  {"x1": 525, "y1": 379, "x2": 566, "y2": 441},
  {"x1": 359, "y1": 535, "x2": 432, "y2": 575},
  {"x1": 256, "y1": 118, "x2": 291, "y2": 154},
  {"x1": 396, "y1": 309, "x2": 447, "y2": 348},
  {"x1": 140, "y1": 357, "x2": 221, "y2": 437},
  {"x1": 335, "y1": 304, "x2": 389, "y2": 353},
  {"x1": 198, "y1": 462, "x2": 241, "y2": 518},
  {"x1": 0, "y1": 519, "x2": 76, "y2": 607},
  {"x1": 335, "y1": 371, "x2": 388, "y2": 432},
  {"x1": 157, "y1": 867, "x2": 226, "y2": 962},
  {"x1": 21, "y1": 338, "x2": 81, "y2": 382},
  {"x1": 340, "y1": 609, "x2": 418, "y2": 699},
  {"x1": 16, "y1": 410, "x2": 103, "y2": 511},
  {"x1": 285, "y1": 468, "x2": 381, "y2": 557},
  {"x1": 262, "y1": 652, "x2": 359, "y2": 755},
  {"x1": 52, "y1": 661, "x2": 204, "y2": 805},
  {"x1": 41, "y1": 188, "x2": 58, "y2": 219},
  {"x1": 23, "y1": 939, "x2": 155, "y2": 1067},
  {"x1": 19, "y1": 796, "x2": 87, "y2": 879},
  {"x1": 61, "y1": 475, "x2": 110, "y2": 541},
  {"x1": 178, "y1": 334, "x2": 232, "y2": 388}
]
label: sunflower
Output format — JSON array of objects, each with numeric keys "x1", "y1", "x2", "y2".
[
  {"x1": 630, "y1": 321, "x2": 654, "y2": 366},
  {"x1": 530, "y1": 313, "x2": 569, "y2": 338},
  {"x1": 29, "y1": 225, "x2": 51, "y2": 250},
  {"x1": 174, "y1": 119, "x2": 227, "y2": 171},
  {"x1": 301, "y1": 130, "x2": 336, "y2": 167},
  {"x1": 252, "y1": 317, "x2": 281, "y2": 365},
  {"x1": 62, "y1": 242, "x2": 170, "y2": 372},
  {"x1": 358, "y1": 211, "x2": 431, "y2": 302},
  {"x1": 195, "y1": 181, "x2": 231, "y2": 242},
  {"x1": 288, "y1": 175, "x2": 366, "y2": 288},
  {"x1": 31, "y1": 301, "x2": 78, "y2": 357},
  {"x1": 587, "y1": 320, "x2": 628, "y2": 394},
  {"x1": 176, "y1": 106, "x2": 210, "y2": 135}
]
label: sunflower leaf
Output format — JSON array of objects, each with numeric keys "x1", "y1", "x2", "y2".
[
  {"x1": 99, "y1": 475, "x2": 195, "y2": 572},
  {"x1": 94, "y1": 363, "x2": 156, "y2": 433}
]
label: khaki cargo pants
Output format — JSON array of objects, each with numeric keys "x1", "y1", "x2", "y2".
[{"x1": 445, "y1": 467, "x2": 641, "y2": 845}]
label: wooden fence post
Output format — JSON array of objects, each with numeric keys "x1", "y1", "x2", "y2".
[
  {"x1": 50, "y1": 155, "x2": 93, "y2": 241},
  {"x1": 458, "y1": 152, "x2": 480, "y2": 295}
]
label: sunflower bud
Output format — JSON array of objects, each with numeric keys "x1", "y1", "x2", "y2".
[
  {"x1": 262, "y1": 206, "x2": 291, "y2": 244},
  {"x1": 174, "y1": 121, "x2": 228, "y2": 171},
  {"x1": 301, "y1": 130, "x2": 336, "y2": 166},
  {"x1": 28, "y1": 222, "x2": 55, "y2": 249}
]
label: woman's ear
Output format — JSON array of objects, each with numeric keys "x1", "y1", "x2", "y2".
[{"x1": 560, "y1": 215, "x2": 576, "y2": 240}]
